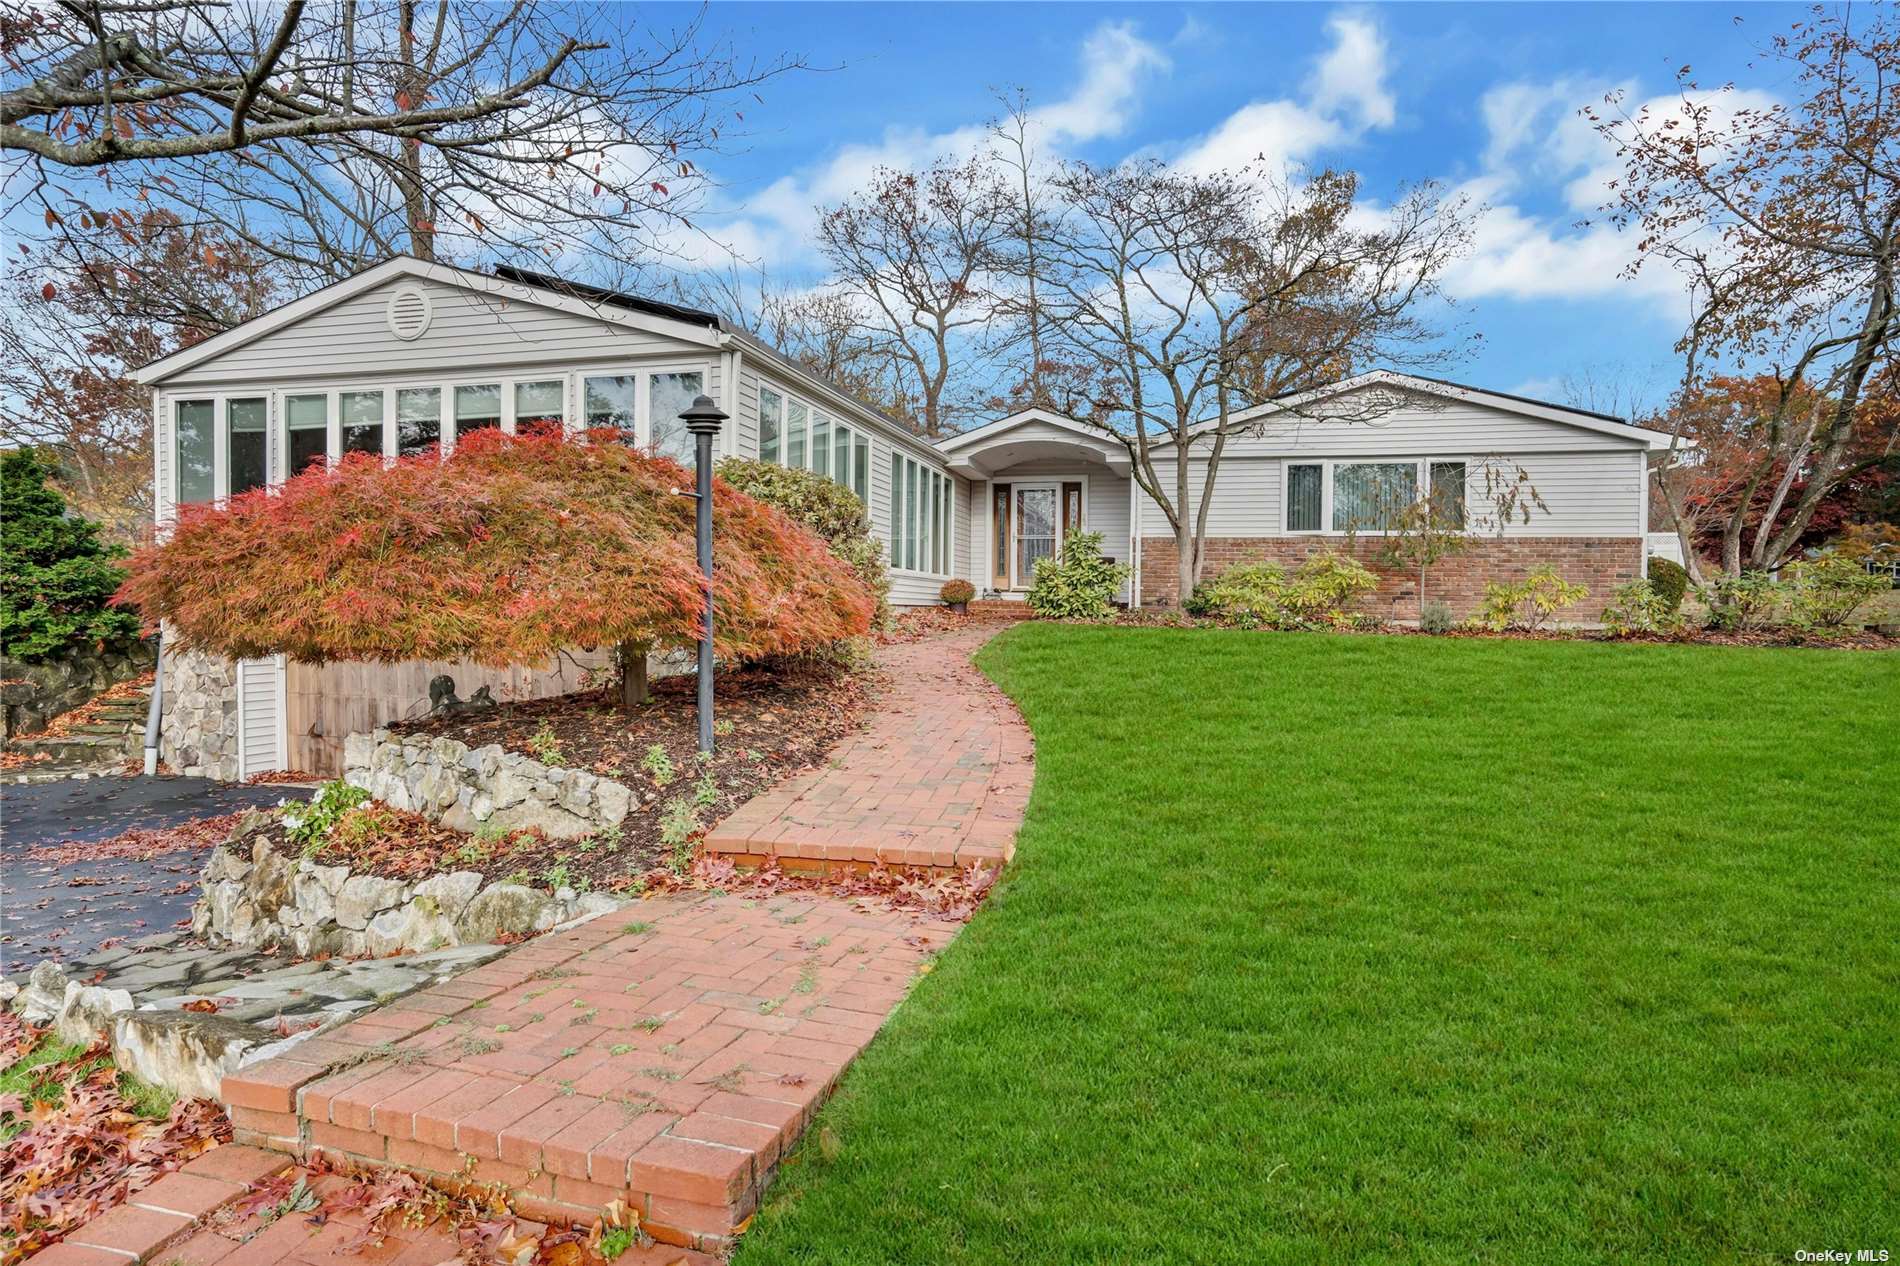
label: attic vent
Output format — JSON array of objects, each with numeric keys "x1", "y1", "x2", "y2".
[{"x1": 385, "y1": 285, "x2": 433, "y2": 340}]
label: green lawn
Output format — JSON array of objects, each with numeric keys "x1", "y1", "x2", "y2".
[{"x1": 736, "y1": 627, "x2": 1900, "y2": 1265}]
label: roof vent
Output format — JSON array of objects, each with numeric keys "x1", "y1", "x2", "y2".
[{"x1": 385, "y1": 285, "x2": 433, "y2": 340}]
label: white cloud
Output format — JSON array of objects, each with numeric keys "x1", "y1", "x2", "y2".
[
  {"x1": 697, "y1": 21, "x2": 1168, "y2": 273},
  {"x1": 1442, "y1": 78, "x2": 1775, "y2": 316},
  {"x1": 1174, "y1": 12, "x2": 1394, "y2": 177},
  {"x1": 1309, "y1": 14, "x2": 1396, "y2": 129}
]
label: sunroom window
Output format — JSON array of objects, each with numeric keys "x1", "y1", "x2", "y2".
[
  {"x1": 393, "y1": 389, "x2": 434, "y2": 456},
  {"x1": 343, "y1": 389, "x2": 389, "y2": 456},
  {"x1": 226, "y1": 398, "x2": 268, "y2": 497},
  {"x1": 648, "y1": 370, "x2": 703, "y2": 464},
  {"x1": 583, "y1": 375, "x2": 636, "y2": 433},
  {"x1": 514, "y1": 380, "x2": 564, "y2": 432},
  {"x1": 286, "y1": 394, "x2": 328, "y2": 476},
  {"x1": 787, "y1": 400, "x2": 808, "y2": 468},
  {"x1": 454, "y1": 384, "x2": 502, "y2": 442},
  {"x1": 759, "y1": 386, "x2": 782, "y2": 463},
  {"x1": 175, "y1": 400, "x2": 214, "y2": 504},
  {"x1": 810, "y1": 410, "x2": 831, "y2": 476}
]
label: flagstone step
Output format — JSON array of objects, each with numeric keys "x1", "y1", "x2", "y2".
[{"x1": 222, "y1": 893, "x2": 963, "y2": 1253}]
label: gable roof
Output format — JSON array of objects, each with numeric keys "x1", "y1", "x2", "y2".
[
  {"x1": 934, "y1": 407, "x2": 1121, "y2": 452},
  {"x1": 1221, "y1": 370, "x2": 1676, "y2": 450},
  {"x1": 132, "y1": 255, "x2": 720, "y2": 385}
]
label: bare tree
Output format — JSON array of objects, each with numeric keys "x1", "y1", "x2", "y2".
[
  {"x1": 4, "y1": 1, "x2": 797, "y2": 278},
  {"x1": 813, "y1": 156, "x2": 1015, "y2": 438},
  {"x1": 1589, "y1": 6, "x2": 1900, "y2": 576},
  {"x1": 1037, "y1": 161, "x2": 1473, "y2": 603}
]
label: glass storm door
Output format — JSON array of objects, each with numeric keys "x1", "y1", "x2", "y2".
[{"x1": 1012, "y1": 484, "x2": 1059, "y2": 588}]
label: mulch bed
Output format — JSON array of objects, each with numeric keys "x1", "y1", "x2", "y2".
[{"x1": 384, "y1": 660, "x2": 874, "y2": 890}]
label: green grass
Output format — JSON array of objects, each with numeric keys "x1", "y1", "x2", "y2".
[
  {"x1": 736, "y1": 626, "x2": 1900, "y2": 1265},
  {"x1": 0, "y1": 1034, "x2": 175, "y2": 1142}
]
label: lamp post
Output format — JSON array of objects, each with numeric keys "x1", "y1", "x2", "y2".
[{"x1": 678, "y1": 394, "x2": 729, "y2": 754}]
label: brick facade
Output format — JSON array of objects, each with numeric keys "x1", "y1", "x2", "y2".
[{"x1": 1138, "y1": 535, "x2": 1642, "y2": 622}]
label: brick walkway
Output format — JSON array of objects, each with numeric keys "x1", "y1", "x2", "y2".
[
  {"x1": 220, "y1": 892, "x2": 965, "y2": 1253},
  {"x1": 704, "y1": 625, "x2": 1032, "y2": 872}
]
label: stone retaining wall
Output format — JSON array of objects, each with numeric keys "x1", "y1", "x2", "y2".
[
  {"x1": 1, "y1": 641, "x2": 154, "y2": 740},
  {"x1": 195, "y1": 814, "x2": 622, "y2": 958},
  {"x1": 342, "y1": 728, "x2": 634, "y2": 840}
]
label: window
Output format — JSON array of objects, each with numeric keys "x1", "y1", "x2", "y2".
[
  {"x1": 286, "y1": 394, "x2": 328, "y2": 476},
  {"x1": 514, "y1": 380, "x2": 564, "y2": 431},
  {"x1": 810, "y1": 409, "x2": 830, "y2": 476},
  {"x1": 887, "y1": 453, "x2": 954, "y2": 575},
  {"x1": 583, "y1": 375, "x2": 636, "y2": 434},
  {"x1": 832, "y1": 422, "x2": 852, "y2": 485},
  {"x1": 1430, "y1": 461, "x2": 1467, "y2": 529},
  {"x1": 786, "y1": 400, "x2": 808, "y2": 469},
  {"x1": 853, "y1": 435, "x2": 869, "y2": 500},
  {"x1": 1284, "y1": 459, "x2": 1474, "y2": 535},
  {"x1": 759, "y1": 386, "x2": 782, "y2": 463},
  {"x1": 393, "y1": 388, "x2": 435, "y2": 456},
  {"x1": 1286, "y1": 463, "x2": 1322, "y2": 532},
  {"x1": 175, "y1": 400, "x2": 214, "y2": 505},
  {"x1": 1332, "y1": 462, "x2": 1415, "y2": 532},
  {"x1": 454, "y1": 384, "x2": 501, "y2": 443},
  {"x1": 648, "y1": 370, "x2": 703, "y2": 464},
  {"x1": 225, "y1": 398, "x2": 268, "y2": 497}
]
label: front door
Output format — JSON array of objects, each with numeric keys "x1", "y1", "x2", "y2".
[{"x1": 1011, "y1": 484, "x2": 1059, "y2": 589}]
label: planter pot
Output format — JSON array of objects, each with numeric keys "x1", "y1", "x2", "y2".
[{"x1": 948, "y1": 602, "x2": 969, "y2": 614}]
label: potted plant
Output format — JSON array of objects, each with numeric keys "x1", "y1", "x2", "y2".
[{"x1": 940, "y1": 579, "x2": 975, "y2": 614}]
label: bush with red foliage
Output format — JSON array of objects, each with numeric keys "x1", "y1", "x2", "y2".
[{"x1": 115, "y1": 428, "x2": 875, "y2": 667}]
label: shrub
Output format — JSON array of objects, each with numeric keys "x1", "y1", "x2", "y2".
[
  {"x1": 717, "y1": 458, "x2": 890, "y2": 627},
  {"x1": 283, "y1": 780, "x2": 371, "y2": 852},
  {"x1": 1193, "y1": 553, "x2": 1379, "y2": 630},
  {"x1": 1418, "y1": 601, "x2": 1455, "y2": 634},
  {"x1": 118, "y1": 430, "x2": 876, "y2": 671},
  {"x1": 1700, "y1": 570, "x2": 1779, "y2": 632},
  {"x1": 1782, "y1": 554, "x2": 1888, "y2": 631},
  {"x1": 1, "y1": 449, "x2": 141, "y2": 660},
  {"x1": 940, "y1": 579, "x2": 975, "y2": 605},
  {"x1": 1600, "y1": 580, "x2": 1684, "y2": 637},
  {"x1": 1026, "y1": 532, "x2": 1129, "y2": 620},
  {"x1": 1477, "y1": 566, "x2": 1589, "y2": 631},
  {"x1": 1645, "y1": 556, "x2": 1689, "y2": 612}
]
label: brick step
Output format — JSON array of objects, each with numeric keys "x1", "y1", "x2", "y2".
[
  {"x1": 220, "y1": 897, "x2": 952, "y2": 1254},
  {"x1": 964, "y1": 599, "x2": 1036, "y2": 621}
]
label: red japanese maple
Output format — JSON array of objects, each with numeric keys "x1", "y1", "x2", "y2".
[{"x1": 115, "y1": 429, "x2": 875, "y2": 679}]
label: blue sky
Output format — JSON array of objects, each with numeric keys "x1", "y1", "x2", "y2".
[{"x1": 662, "y1": 2, "x2": 1807, "y2": 414}]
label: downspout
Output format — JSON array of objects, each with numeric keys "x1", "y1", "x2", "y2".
[{"x1": 143, "y1": 629, "x2": 164, "y2": 776}]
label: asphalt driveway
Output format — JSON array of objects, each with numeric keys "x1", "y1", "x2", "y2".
[{"x1": 1, "y1": 776, "x2": 293, "y2": 974}]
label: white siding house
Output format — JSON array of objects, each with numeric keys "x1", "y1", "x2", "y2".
[{"x1": 135, "y1": 261, "x2": 1671, "y2": 777}]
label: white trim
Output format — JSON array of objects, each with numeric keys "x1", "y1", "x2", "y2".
[
  {"x1": 1638, "y1": 449, "x2": 1651, "y2": 579},
  {"x1": 133, "y1": 256, "x2": 723, "y2": 385},
  {"x1": 937, "y1": 407, "x2": 1116, "y2": 452}
]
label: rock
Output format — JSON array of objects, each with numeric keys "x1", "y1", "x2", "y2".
[
  {"x1": 291, "y1": 867, "x2": 340, "y2": 926},
  {"x1": 486, "y1": 797, "x2": 594, "y2": 840},
  {"x1": 131, "y1": 932, "x2": 183, "y2": 951},
  {"x1": 249, "y1": 843, "x2": 295, "y2": 917},
  {"x1": 205, "y1": 880, "x2": 256, "y2": 942},
  {"x1": 334, "y1": 874, "x2": 410, "y2": 929},
  {"x1": 342, "y1": 731, "x2": 376, "y2": 770},
  {"x1": 455, "y1": 882, "x2": 553, "y2": 943},
  {"x1": 110, "y1": 1010, "x2": 269, "y2": 1102},
  {"x1": 108, "y1": 960, "x2": 196, "y2": 990},
  {"x1": 573, "y1": 893, "x2": 625, "y2": 920},
  {"x1": 203, "y1": 846, "x2": 252, "y2": 884},
  {"x1": 0, "y1": 980, "x2": 18, "y2": 1007},
  {"x1": 413, "y1": 871, "x2": 483, "y2": 921},
  {"x1": 336, "y1": 963, "x2": 424, "y2": 999},
  {"x1": 595, "y1": 779, "x2": 631, "y2": 826},
  {"x1": 398, "y1": 944, "x2": 506, "y2": 973},
  {"x1": 19, "y1": 961, "x2": 71, "y2": 1024},
  {"x1": 298, "y1": 858, "x2": 350, "y2": 895},
  {"x1": 57, "y1": 982, "x2": 135, "y2": 1046},
  {"x1": 365, "y1": 904, "x2": 456, "y2": 955}
]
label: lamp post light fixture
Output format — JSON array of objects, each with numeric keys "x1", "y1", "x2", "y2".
[{"x1": 678, "y1": 394, "x2": 729, "y2": 754}]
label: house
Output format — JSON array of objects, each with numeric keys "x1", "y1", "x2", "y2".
[{"x1": 134, "y1": 256, "x2": 1672, "y2": 779}]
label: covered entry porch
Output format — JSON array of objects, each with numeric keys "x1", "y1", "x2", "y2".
[{"x1": 937, "y1": 409, "x2": 1135, "y2": 601}]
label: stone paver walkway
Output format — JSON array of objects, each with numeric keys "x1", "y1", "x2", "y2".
[
  {"x1": 704, "y1": 626, "x2": 1032, "y2": 872},
  {"x1": 222, "y1": 891, "x2": 964, "y2": 1252}
]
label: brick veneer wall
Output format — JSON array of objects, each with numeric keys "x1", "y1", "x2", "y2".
[{"x1": 1138, "y1": 535, "x2": 1642, "y2": 622}]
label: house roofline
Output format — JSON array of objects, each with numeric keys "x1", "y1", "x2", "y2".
[
  {"x1": 935, "y1": 407, "x2": 1122, "y2": 452},
  {"x1": 133, "y1": 255, "x2": 724, "y2": 386}
]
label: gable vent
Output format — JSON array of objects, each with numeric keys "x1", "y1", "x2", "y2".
[{"x1": 385, "y1": 285, "x2": 433, "y2": 340}]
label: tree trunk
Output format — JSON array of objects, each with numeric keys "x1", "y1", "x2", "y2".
[
  {"x1": 617, "y1": 640, "x2": 650, "y2": 711},
  {"x1": 1176, "y1": 522, "x2": 1196, "y2": 606}
]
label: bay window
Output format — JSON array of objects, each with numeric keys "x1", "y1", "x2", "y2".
[{"x1": 1284, "y1": 459, "x2": 1475, "y2": 534}]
